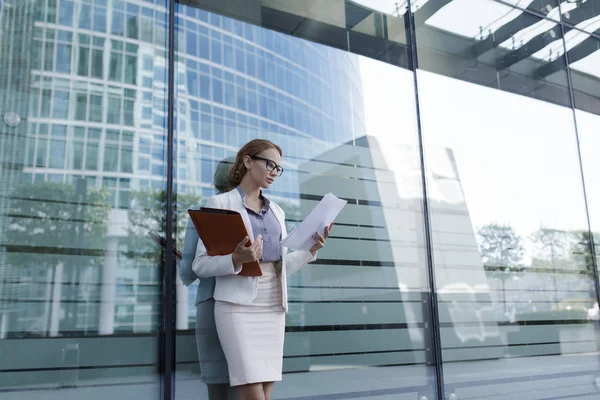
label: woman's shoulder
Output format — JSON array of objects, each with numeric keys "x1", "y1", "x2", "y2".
[{"x1": 205, "y1": 189, "x2": 237, "y2": 206}]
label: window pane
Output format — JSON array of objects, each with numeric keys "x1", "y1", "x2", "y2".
[
  {"x1": 103, "y1": 144, "x2": 119, "y2": 172},
  {"x1": 85, "y1": 142, "x2": 99, "y2": 170},
  {"x1": 72, "y1": 142, "x2": 84, "y2": 169},
  {"x1": 77, "y1": 46, "x2": 89, "y2": 76},
  {"x1": 107, "y1": 97, "x2": 122, "y2": 124},
  {"x1": 55, "y1": 43, "x2": 72, "y2": 73},
  {"x1": 91, "y1": 49, "x2": 103, "y2": 78},
  {"x1": 109, "y1": 52, "x2": 123, "y2": 81},
  {"x1": 44, "y1": 42, "x2": 54, "y2": 71},
  {"x1": 58, "y1": 0, "x2": 74, "y2": 26},
  {"x1": 112, "y1": 10, "x2": 124, "y2": 35},
  {"x1": 93, "y1": 6, "x2": 107, "y2": 32},
  {"x1": 75, "y1": 93, "x2": 87, "y2": 120},
  {"x1": 127, "y1": 15, "x2": 138, "y2": 39},
  {"x1": 49, "y1": 140, "x2": 66, "y2": 168},
  {"x1": 88, "y1": 94, "x2": 103, "y2": 122},
  {"x1": 52, "y1": 91, "x2": 69, "y2": 119},
  {"x1": 121, "y1": 146, "x2": 133, "y2": 173},
  {"x1": 124, "y1": 55, "x2": 137, "y2": 84},
  {"x1": 79, "y1": 4, "x2": 91, "y2": 29},
  {"x1": 123, "y1": 100, "x2": 134, "y2": 126},
  {"x1": 36, "y1": 138, "x2": 47, "y2": 167}
]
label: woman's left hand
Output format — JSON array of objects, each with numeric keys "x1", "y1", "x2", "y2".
[{"x1": 310, "y1": 222, "x2": 334, "y2": 256}]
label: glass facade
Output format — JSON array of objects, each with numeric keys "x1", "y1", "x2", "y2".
[{"x1": 1, "y1": 0, "x2": 600, "y2": 399}]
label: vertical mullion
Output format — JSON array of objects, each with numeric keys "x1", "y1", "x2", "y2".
[
  {"x1": 405, "y1": 2, "x2": 445, "y2": 399},
  {"x1": 162, "y1": 0, "x2": 177, "y2": 400}
]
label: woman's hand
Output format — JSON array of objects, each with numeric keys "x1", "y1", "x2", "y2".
[
  {"x1": 310, "y1": 222, "x2": 334, "y2": 256},
  {"x1": 232, "y1": 235, "x2": 263, "y2": 266}
]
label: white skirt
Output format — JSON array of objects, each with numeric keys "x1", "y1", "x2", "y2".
[{"x1": 214, "y1": 262, "x2": 285, "y2": 387}]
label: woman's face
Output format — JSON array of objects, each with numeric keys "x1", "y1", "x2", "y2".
[{"x1": 244, "y1": 147, "x2": 283, "y2": 189}]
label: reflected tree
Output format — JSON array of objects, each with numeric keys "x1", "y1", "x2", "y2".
[
  {"x1": 569, "y1": 230, "x2": 597, "y2": 301},
  {"x1": 531, "y1": 228, "x2": 571, "y2": 266},
  {"x1": 125, "y1": 189, "x2": 201, "y2": 264},
  {"x1": 531, "y1": 228, "x2": 572, "y2": 304},
  {"x1": 477, "y1": 223, "x2": 525, "y2": 314},
  {"x1": 5, "y1": 181, "x2": 110, "y2": 336}
]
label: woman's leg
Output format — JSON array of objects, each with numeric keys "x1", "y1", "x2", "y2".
[
  {"x1": 235, "y1": 383, "x2": 266, "y2": 400},
  {"x1": 262, "y1": 381, "x2": 275, "y2": 400}
]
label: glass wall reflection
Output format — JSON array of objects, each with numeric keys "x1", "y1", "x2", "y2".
[
  {"x1": 571, "y1": 34, "x2": 600, "y2": 337},
  {"x1": 173, "y1": 5, "x2": 438, "y2": 399},
  {"x1": 0, "y1": 0, "x2": 168, "y2": 397},
  {"x1": 415, "y1": 0, "x2": 600, "y2": 398},
  {"x1": 2, "y1": 0, "x2": 600, "y2": 400}
]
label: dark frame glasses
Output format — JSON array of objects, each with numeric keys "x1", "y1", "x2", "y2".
[{"x1": 250, "y1": 155, "x2": 284, "y2": 176}]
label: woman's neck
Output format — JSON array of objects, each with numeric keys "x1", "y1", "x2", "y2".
[{"x1": 239, "y1": 178, "x2": 261, "y2": 201}]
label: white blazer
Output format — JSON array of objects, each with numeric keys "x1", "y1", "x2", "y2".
[{"x1": 192, "y1": 188, "x2": 316, "y2": 311}]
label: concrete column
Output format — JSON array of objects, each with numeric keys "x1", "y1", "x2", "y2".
[
  {"x1": 49, "y1": 262, "x2": 63, "y2": 337},
  {"x1": 0, "y1": 312, "x2": 8, "y2": 339},
  {"x1": 42, "y1": 268, "x2": 53, "y2": 336},
  {"x1": 98, "y1": 236, "x2": 118, "y2": 335}
]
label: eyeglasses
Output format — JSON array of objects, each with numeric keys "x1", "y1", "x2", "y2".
[{"x1": 250, "y1": 155, "x2": 284, "y2": 176}]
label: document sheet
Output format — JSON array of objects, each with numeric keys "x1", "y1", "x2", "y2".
[{"x1": 280, "y1": 193, "x2": 347, "y2": 250}]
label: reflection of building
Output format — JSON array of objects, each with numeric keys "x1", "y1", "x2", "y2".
[
  {"x1": 0, "y1": 0, "x2": 367, "y2": 338},
  {"x1": 293, "y1": 136, "x2": 503, "y2": 371},
  {"x1": 0, "y1": 0, "x2": 37, "y2": 339},
  {"x1": 426, "y1": 147, "x2": 502, "y2": 356},
  {"x1": 294, "y1": 135, "x2": 428, "y2": 371}
]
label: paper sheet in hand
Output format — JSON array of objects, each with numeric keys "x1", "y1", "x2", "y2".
[{"x1": 280, "y1": 193, "x2": 347, "y2": 250}]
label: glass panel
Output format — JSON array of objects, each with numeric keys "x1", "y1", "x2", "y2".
[
  {"x1": 571, "y1": 33, "x2": 600, "y2": 340},
  {"x1": 174, "y1": 4, "x2": 437, "y2": 400},
  {"x1": 415, "y1": 1, "x2": 600, "y2": 398},
  {"x1": 0, "y1": 1, "x2": 169, "y2": 398}
]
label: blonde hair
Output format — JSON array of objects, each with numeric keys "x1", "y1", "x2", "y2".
[{"x1": 229, "y1": 139, "x2": 283, "y2": 187}]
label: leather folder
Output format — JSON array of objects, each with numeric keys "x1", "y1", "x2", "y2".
[{"x1": 187, "y1": 208, "x2": 262, "y2": 276}]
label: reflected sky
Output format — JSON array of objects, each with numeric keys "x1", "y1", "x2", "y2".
[
  {"x1": 570, "y1": 48, "x2": 600, "y2": 77},
  {"x1": 359, "y1": 51, "x2": 599, "y2": 264}
]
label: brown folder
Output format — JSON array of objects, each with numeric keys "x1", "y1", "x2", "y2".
[{"x1": 188, "y1": 208, "x2": 262, "y2": 276}]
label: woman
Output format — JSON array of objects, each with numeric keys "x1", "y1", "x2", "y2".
[
  {"x1": 192, "y1": 139, "x2": 332, "y2": 400},
  {"x1": 180, "y1": 156, "x2": 237, "y2": 400}
]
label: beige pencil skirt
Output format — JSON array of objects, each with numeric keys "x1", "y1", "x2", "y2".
[{"x1": 214, "y1": 262, "x2": 285, "y2": 387}]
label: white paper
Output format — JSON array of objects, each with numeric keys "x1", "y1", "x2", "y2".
[{"x1": 280, "y1": 193, "x2": 347, "y2": 250}]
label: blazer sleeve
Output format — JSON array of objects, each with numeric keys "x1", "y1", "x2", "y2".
[
  {"x1": 278, "y1": 206, "x2": 318, "y2": 276},
  {"x1": 191, "y1": 196, "x2": 244, "y2": 278},
  {"x1": 178, "y1": 207, "x2": 201, "y2": 286},
  {"x1": 285, "y1": 249, "x2": 317, "y2": 276}
]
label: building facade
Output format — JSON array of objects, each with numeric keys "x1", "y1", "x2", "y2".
[{"x1": 1, "y1": 0, "x2": 600, "y2": 399}]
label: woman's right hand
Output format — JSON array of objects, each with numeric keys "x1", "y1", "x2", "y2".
[{"x1": 232, "y1": 235, "x2": 262, "y2": 266}]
